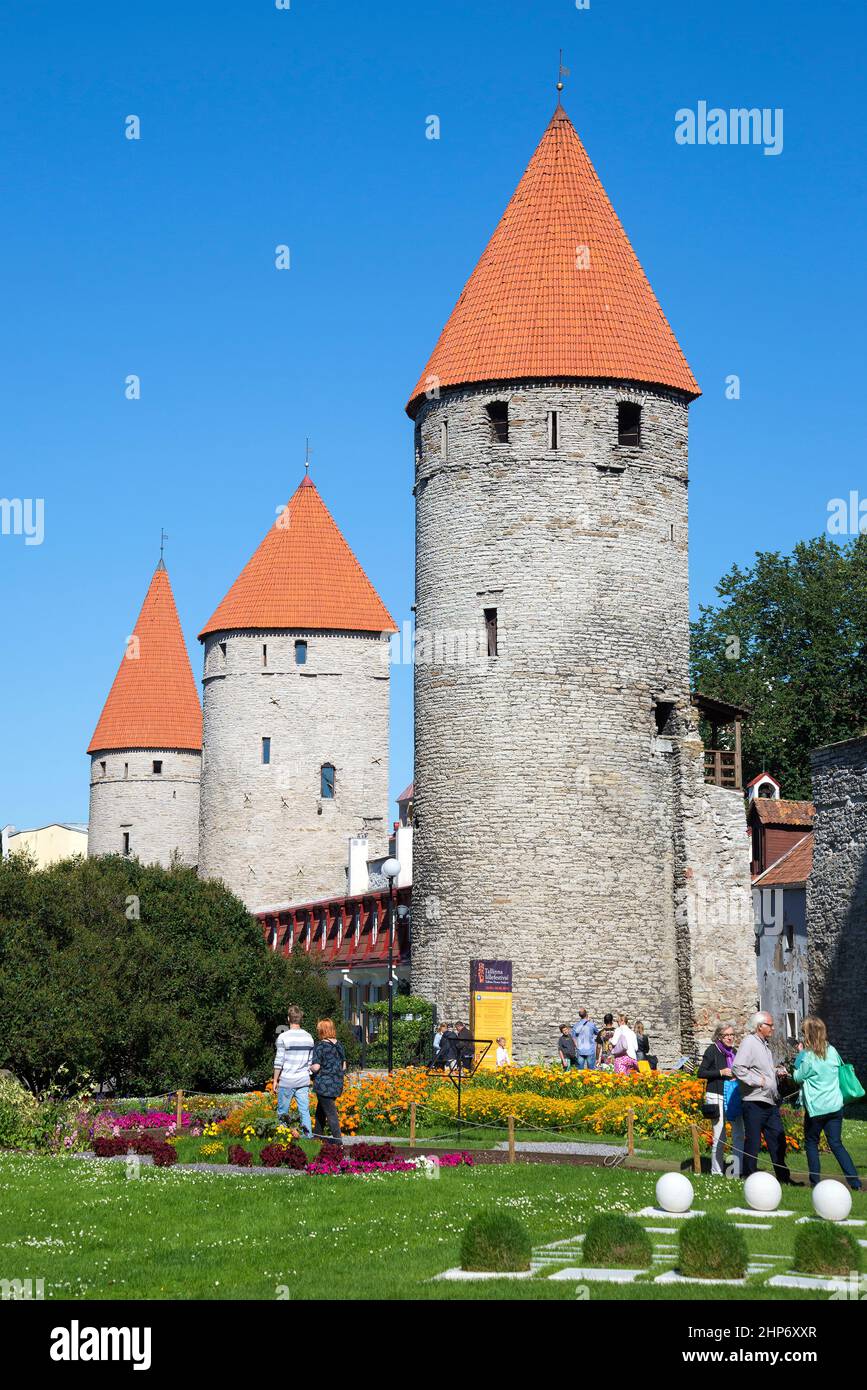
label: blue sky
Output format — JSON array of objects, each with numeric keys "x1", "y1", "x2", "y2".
[{"x1": 2, "y1": 0, "x2": 864, "y2": 830}]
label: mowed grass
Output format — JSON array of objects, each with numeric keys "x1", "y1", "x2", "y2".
[{"x1": 1, "y1": 1151, "x2": 863, "y2": 1301}]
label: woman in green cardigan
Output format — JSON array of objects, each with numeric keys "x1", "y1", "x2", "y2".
[{"x1": 793, "y1": 1016, "x2": 862, "y2": 1191}]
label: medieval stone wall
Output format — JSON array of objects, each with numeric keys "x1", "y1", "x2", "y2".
[
  {"x1": 198, "y1": 628, "x2": 390, "y2": 910},
  {"x1": 807, "y1": 735, "x2": 867, "y2": 1078},
  {"x1": 88, "y1": 748, "x2": 201, "y2": 867},
  {"x1": 410, "y1": 378, "x2": 755, "y2": 1064}
]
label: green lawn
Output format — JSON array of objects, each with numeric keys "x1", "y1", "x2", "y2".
[{"x1": 1, "y1": 1148, "x2": 863, "y2": 1301}]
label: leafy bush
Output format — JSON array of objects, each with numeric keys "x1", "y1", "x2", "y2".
[
  {"x1": 0, "y1": 854, "x2": 344, "y2": 1095},
  {"x1": 679, "y1": 1216, "x2": 748, "y2": 1280},
  {"x1": 794, "y1": 1224, "x2": 861, "y2": 1276},
  {"x1": 259, "y1": 1142, "x2": 308, "y2": 1169},
  {"x1": 0, "y1": 1073, "x2": 40, "y2": 1149},
  {"x1": 365, "y1": 996, "x2": 435, "y2": 1067},
  {"x1": 150, "y1": 1142, "x2": 177, "y2": 1167},
  {"x1": 228, "y1": 1144, "x2": 253, "y2": 1167},
  {"x1": 346, "y1": 1141, "x2": 396, "y2": 1162},
  {"x1": 583, "y1": 1213, "x2": 653, "y2": 1268},
  {"x1": 92, "y1": 1136, "x2": 131, "y2": 1157},
  {"x1": 460, "y1": 1210, "x2": 532, "y2": 1272}
]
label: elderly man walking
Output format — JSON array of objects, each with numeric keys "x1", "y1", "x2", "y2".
[{"x1": 732, "y1": 1011, "x2": 791, "y2": 1183}]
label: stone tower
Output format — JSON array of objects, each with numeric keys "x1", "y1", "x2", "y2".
[
  {"x1": 197, "y1": 476, "x2": 396, "y2": 911},
  {"x1": 88, "y1": 560, "x2": 202, "y2": 867},
  {"x1": 407, "y1": 104, "x2": 756, "y2": 1063}
]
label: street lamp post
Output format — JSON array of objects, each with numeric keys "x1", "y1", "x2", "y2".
[{"x1": 382, "y1": 857, "x2": 401, "y2": 1075}]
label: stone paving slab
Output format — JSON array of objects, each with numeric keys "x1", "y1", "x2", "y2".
[
  {"x1": 767, "y1": 1273, "x2": 852, "y2": 1291},
  {"x1": 433, "y1": 1268, "x2": 536, "y2": 1281},
  {"x1": 634, "y1": 1206, "x2": 705, "y2": 1219},
  {"x1": 655, "y1": 1271, "x2": 748, "y2": 1287},
  {"x1": 547, "y1": 1266, "x2": 646, "y2": 1283},
  {"x1": 726, "y1": 1207, "x2": 796, "y2": 1218}
]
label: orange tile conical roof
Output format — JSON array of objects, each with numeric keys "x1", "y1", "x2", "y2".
[
  {"x1": 199, "y1": 477, "x2": 397, "y2": 638},
  {"x1": 88, "y1": 562, "x2": 203, "y2": 753},
  {"x1": 407, "y1": 104, "x2": 699, "y2": 414}
]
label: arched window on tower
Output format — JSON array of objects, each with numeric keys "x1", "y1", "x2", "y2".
[{"x1": 321, "y1": 763, "x2": 336, "y2": 799}]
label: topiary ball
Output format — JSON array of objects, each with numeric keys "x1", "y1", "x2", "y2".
[
  {"x1": 583, "y1": 1213, "x2": 653, "y2": 1268},
  {"x1": 679, "y1": 1215, "x2": 748, "y2": 1280},
  {"x1": 460, "y1": 1210, "x2": 532, "y2": 1272},
  {"x1": 794, "y1": 1223, "x2": 861, "y2": 1277}
]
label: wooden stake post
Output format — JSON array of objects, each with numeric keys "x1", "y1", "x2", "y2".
[
  {"x1": 409, "y1": 1102, "x2": 416, "y2": 1149},
  {"x1": 627, "y1": 1107, "x2": 634, "y2": 1157},
  {"x1": 176, "y1": 1090, "x2": 184, "y2": 1131},
  {"x1": 690, "y1": 1123, "x2": 702, "y2": 1175},
  {"x1": 507, "y1": 1115, "x2": 516, "y2": 1164}
]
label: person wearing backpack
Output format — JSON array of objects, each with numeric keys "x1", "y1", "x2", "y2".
[
  {"x1": 558, "y1": 1024, "x2": 578, "y2": 1070},
  {"x1": 310, "y1": 1019, "x2": 347, "y2": 1143},
  {"x1": 793, "y1": 1016, "x2": 863, "y2": 1191}
]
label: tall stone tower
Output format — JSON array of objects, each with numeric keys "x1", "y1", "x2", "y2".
[
  {"x1": 197, "y1": 476, "x2": 396, "y2": 911},
  {"x1": 88, "y1": 560, "x2": 202, "y2": 866},
  {"x1": 407, "y1": 105, "x2": 756, "y2": 1063}
]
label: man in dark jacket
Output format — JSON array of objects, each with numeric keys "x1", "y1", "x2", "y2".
[{"x1": 455, "y1": 1021, "x2": 474, "y2": 1071}]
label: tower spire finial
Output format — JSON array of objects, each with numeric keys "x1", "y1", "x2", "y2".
[
  {"x1": 159, "y1": 528, "x2": 169, "y2": 567},
  {"x1": 556, "y1": 48, "x2": 569, "y2": 97},
  {"x1": 304, "y1": 437, "x2": 312, "y2": 477}
]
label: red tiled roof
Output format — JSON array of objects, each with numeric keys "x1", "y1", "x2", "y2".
[
  {"x1": 407, "y1": 103, "x2": 699, "y2": 415},
  {"x1": 88, "y1": 563, "x2": 202, "y2": 753},
  {"x1": 753, "y1": 833, "x2": 814, "y2": 887},
  {"x1": 396, "y1": 782, "x2": 414, "y2": 804},
  {"x1": 746, "y1": 770, "x2": 781, "y2": 789},
  {"x1": 751, "y1": 799, "x2": 815, "y2": 829},
  {"x1": 199, "y1": 477, "x2": 397, "y2": 639}
]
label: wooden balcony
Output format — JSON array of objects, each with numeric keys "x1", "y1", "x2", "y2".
[
  {"x1": 691, "y1": 692, "x2": 749, "y2": 792},
  {"x1": 704, "y1": 748, "x2": 740, "y2": 789}
]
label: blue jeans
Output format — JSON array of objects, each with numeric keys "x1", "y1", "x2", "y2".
[
  {"x1": 804, "y1": 1109, "x2": 862, "y2": 1190},
  {"x1": 575, "y1": 1053, "x2": 595, "y2": 1071},
  {"x1": 277, "y1": 1084, "x2": 312, "y2": 1136}
]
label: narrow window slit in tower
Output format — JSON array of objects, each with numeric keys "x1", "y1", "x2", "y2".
[
  {"x1": 152, "y1": 760, "x2": 162, "y2": 775},
  {"x1": 441, "y1": 419, "x2": 449, "y2": 459},
  {"x1": 321, "y1": 763, "x2": 336, "y2": 799},
  {"x1": 617, "y1": 401, "x2": 642, "y2": 446},
  {"x1": 484, "y1": 607, "x2": 498, "y2": 658},
  {"x1": 486, "y1": 400, "x2": 509, "y2": 443},
  {"x1": 122, "y1": 832, "x2": 130, "y2": 856},
  {"x1": 262, "y1": 643, "x2": 268, "y2": 667},
  {"x1": 669, "y1": 523, "x2": 675, "y2": 542},
  {"x1": 219, "y1": 641, "x2": 227, "y2": 663},
  {"x1": 654, "y1": 701, "x2": 675, "y2": 736},
  {"x1": 100, "y1": 760, "x2": 106, "y2": 776},
  {"x1": 295, "y1": 639, "x2": 307, "y2": 665},
  {"x1": 548, "y1": 410, "x2": 559, "y2": 450},
  {"x1": 262, "y1": 736, "x2": 271, "y2": 765}
]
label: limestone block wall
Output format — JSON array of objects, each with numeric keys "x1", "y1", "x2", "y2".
[
  {"x1": 198, "y1": 629, "x2": 391, "y2": 910},
  {"x1": 88, "y1": 748, "x2": 201, "y2": 867},
  {"x1": 807, "y1": 735, "x2": 867, "y2": 1078},
  {"x1": 411, "y1": 379, "x2": 697, "y2": 1063},
  {"x1": 676, "y1": 724, "x2": 758, "y2": 1054}
]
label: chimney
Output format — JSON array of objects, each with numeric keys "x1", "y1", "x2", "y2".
[{"x1": 347, "y1": 836, "x2": 370, "y2": 897}]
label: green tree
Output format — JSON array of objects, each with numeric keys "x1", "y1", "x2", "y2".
[
  {"x1": 690, "y1": 534, "x2": 867, "y2": 799},
  {"x1": 0, "y1": 854, "x2": 343, "y2": 1095}
]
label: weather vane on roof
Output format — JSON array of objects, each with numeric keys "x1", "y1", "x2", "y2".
[
  {"x1": 557, "y1": 49, "x2": 569, "y2": 96},
  {"x1": 304, "y1": 437, "x2": 313, "y2": 477},
  {"x1": 159, "y1": 528, "x2": 169, "y2": 563}
]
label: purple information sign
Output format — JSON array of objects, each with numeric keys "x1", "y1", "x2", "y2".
[{"x1": 470, "y1": 959, "x2": 513, "y2": 993}]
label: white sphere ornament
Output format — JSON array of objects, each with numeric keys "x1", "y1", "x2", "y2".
[
  {"x1": 655, "y1": 1172, "x2": 694, "y2": 1213},
  {"x1": 743, "y1": 1171, "x2": 782, "y2": 1212},
  {"x1": 812, "y1": 1180, "x2": 853, "y2": 1223}
]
